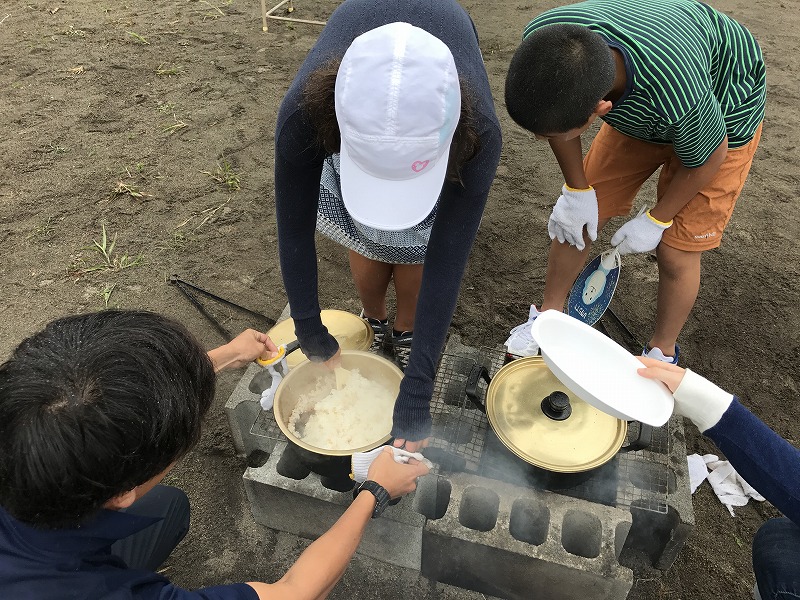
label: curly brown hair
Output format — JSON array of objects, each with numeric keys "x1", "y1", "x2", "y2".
[{"x1": 302, "y1": 58, "x2": 481, "y2": 186}]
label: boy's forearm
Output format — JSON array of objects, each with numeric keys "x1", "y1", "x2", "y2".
[
  {"x1": 549, "y1": 136, "x2": 590, "y2": 189},
  {"x1": 248, "y1": 492, "x2": 376, "y2": 600},
  {"x1": 650, "y1": 138, "x2": 728, "y2": 223},
  {"x1": 207, "y1": 344, "x2": 237, "y2": 373}
]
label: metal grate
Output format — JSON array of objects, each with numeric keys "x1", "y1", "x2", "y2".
[
  {"x1": 250, "y1": 340, "x2": 671, "y2": 514},
  {"x1": 426, "y1": 346, "x2": 671, "y2": 514}
]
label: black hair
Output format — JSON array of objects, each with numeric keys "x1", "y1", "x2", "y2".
[
  {"x1": 505, "y1": 24, "x2": 615, "y2": 135},
  {"x1": 302, "y1": 58, "x2": 481, "y2": 186},
  {"x1": 0, "y1": 310, "x2": 216, "y2": 529}
]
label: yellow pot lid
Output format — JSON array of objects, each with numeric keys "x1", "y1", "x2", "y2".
[
  {"x1": 267, "y1": 309, "x2": 374, "y2": 368},
  {"x1": 486, "y1": 356, "x2": 627, "y2": 473}
]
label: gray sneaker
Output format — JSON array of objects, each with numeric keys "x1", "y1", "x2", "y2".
[
  {"x1": 391, "y1": 330, "x2": 412, "y2": 370},
  {"x1": 360, "y1": 310, "x2": 389, "y2": 349}
]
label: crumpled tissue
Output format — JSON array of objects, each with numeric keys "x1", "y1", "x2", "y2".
[
  {"x1": 351, "y1": 446, "x2": 433, "y2": 483},
  {"x1": 687, "y1": 453, "x2": 764, "y2": 516}
]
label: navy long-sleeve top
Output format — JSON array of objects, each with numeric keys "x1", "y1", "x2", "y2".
[
  {"x1": 705, "y1": 398, "x2": 800, "y2": 525},
  {"x1": 274, "y1": 0, "x2": 502, "y2": 440}
]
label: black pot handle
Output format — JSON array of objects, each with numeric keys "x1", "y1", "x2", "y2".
[
  {"x1": 284, "y1": 339, "x2": 302, "y2": 355},
  {"x1": 464, "y1": 363, "x2": 491, "y2": 414},
  {"x1": 620, "y1": 421, "x2": 653, "y2": 452}
]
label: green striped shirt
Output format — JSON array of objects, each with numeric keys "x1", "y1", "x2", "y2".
[{"x1": 524, "y1": 0, "x2": 766, "y2": 167}]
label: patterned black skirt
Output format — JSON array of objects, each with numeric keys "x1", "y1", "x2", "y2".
[{"x1": 316, "y1": 154, "x2": 437, "y2": 265}]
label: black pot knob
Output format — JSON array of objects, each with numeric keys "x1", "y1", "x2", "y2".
[{"x1": 541, "y1": 391, "x2": 572, "y2": 421}]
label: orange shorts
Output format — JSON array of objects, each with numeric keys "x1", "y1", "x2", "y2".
[{"x1": 584, "y1": 122, "x2": 763, "y2": 251}]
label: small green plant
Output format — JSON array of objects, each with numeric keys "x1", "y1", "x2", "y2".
[
  {"x1": 202, "y1": 160, "x2": 240, "y2": 191},
  {"x1": 126, "y1": 31, "x2": 149, "y2": 45},
  {"x1": 155, "y1": 63, "x2": 183, "y2": 77},
  {"x1": 83, "y1": 224, "x2": 143, "y2": 273},
  {"x1": 156, "y1": 100, "x2": 176, "y2": 113},
  {"x1": 101, "y1": 283, "x2": 117, "y2": 308}
]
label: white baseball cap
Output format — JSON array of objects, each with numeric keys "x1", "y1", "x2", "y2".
[{"x1": 335, "y1": 22, "x2": 461, "y2": 231}]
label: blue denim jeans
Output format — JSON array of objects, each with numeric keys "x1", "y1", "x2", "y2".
[
  {"x1": 752, "y1": 517, "x2": 800, "y2": 599},
  {"x1": 111, "y1": 485, "x2": 191, "y2": 571}
]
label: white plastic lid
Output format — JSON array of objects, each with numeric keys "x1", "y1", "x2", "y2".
[{"x1": 530, "y1": 310, "x2": 674, "y2": 426}]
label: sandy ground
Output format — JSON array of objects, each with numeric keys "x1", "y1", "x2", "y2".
[{"x1": 1, "y1": 0, "x2": 799, "y2": 598}]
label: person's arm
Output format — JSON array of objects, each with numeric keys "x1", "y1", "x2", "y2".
[
  {"x1": 609, "y1": 137, "x2": 728, "y2": 254},
  {"x1": 274, "y1": 108, "x2": 339, "y2": 363},
  {"x1": 544, "y1": 135, "x2": 598, "y2": 250},
  {"x1": 246, "y1": 448, "x2": 430, "y2": 600},
  {"x1": 638, "y1": 358, "x2": 800, "y2": 525},
  {"x1": 648, "y1": 136, "x2": 727, "y2": 223},
  {"x1": 207, "y1": 330, "x2": 278, "y2": 373},
  {"x1": 391, "y1": 121, "x2": 502, "y2": 450},
  {"x1": 649, "y1": 89, "x2": 729, "y2": 222},
  {"x1": 548, "y1": 136, "x2": 590, "y2": 189}
]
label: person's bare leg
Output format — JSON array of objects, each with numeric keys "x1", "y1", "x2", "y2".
[
  {"x1": 540, "y1": 218, "x2": 610, "y2": 311},
  {"x1": 649, "y1": 244, "x2": 702, "y2": 357},
  {"x1": 391, "y1": 263, "x2": 424, "y2": 333},
  {"x1": 348, "y1": 251, "x2": 393, "y2": 321}
]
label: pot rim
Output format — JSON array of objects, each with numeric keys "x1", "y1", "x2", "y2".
[
  {"x1": 266, "y1": 310, "x2": 374, "y2": 368},
  {"x1": 273, "y1": 350, "x2": 401, "y2": 456},
  {"x1": 486, "y1": 356, "x2": 628, "y2": 473}
]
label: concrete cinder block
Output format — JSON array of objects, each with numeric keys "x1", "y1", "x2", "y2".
[
  {"x1": 621, "y1": 415, "x2": 695, "y2": 570},
  {"x1": 225, "y1": 362, "x2": 267, "y2": 457},
  {"x1": 244, "y1": 441, "x2": 425, "y2": 571},
  {"x1": 228, "y1": 321, "x2": 694, "y2": 586},
  {"x1": 419, "y1": 472, "x2": 633, "y2": 600},
  {"x1": 224, "y1": 303, "x2": 292, "y2": 458}
]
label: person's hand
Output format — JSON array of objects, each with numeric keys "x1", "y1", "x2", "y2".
[
  {"x1": 367, "y1": 447, "x2": 430, "y2": 499},
  {"x1": 637, "y1": 357, "x2": 733, "y2": 432},
  {"x1": 209, "y1": 329, "x2": 279, "y2": 372},
  {"x1": 323, "y1": 348, "x2": 342, "y2": 370},
  {"x1": 636, "y1": 356, "x2": 686, "y2": 392},
  {"x1": 547, "y1": 185, "x2": 598, "y2": 251},
  {"x1": 392, "y1": 437, "x2": 430, "y2": 453},
  {"x1": 610, "y1": 208, "x2": 672, "y2": 255}
]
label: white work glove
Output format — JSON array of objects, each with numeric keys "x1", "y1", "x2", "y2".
[
  {"x1": 610, "y1": 207, "x2": 672, "y2": 255},
  {"x1": 548, "y1": 185, "x2": 598, "y2": 251},
  {"x1": 673, "y1": 370, "x2": 733, "y2": 433},
  {"x1": 351, "y1": 446, "x2": 433, "y2": 483}
]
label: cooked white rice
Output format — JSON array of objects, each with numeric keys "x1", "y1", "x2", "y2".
[{"x1": 288, "y1": 369, "x2": 394, "y2": 450}]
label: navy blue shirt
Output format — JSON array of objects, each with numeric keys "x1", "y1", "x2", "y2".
[
  {"x1": 705, "y1": 398, "x2": 800, "y2": 526},
  {"x1": 0, "y1": 507, "x2": 257, "y2": 600}
]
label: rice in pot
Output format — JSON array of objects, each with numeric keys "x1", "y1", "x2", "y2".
[{"x1": 288, "y1": 369, "x2": 394, "y2": 450}]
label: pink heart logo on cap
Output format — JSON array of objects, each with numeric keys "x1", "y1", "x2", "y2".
[{"x1": 411, "y1": 160, "x2": 429, "y2": 173}]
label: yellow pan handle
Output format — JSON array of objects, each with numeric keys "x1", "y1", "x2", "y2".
[{"x1": 256, "y1": 344, "x2": 286, "y2": 367}]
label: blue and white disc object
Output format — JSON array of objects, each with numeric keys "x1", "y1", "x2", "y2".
[{"x1": 567, "y1": 247, "x2": 621, "y2": 326}]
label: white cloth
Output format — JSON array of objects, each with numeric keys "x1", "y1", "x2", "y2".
[
  {"x1": 259, "y1": 360, "x2": 286, "y2": 411},
  {"x1": 351, "y1": 446, "x2": 433, "y2": 483},
  {"x1": 687, "y1": 453, "x2": 765, "y2": 516}
]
